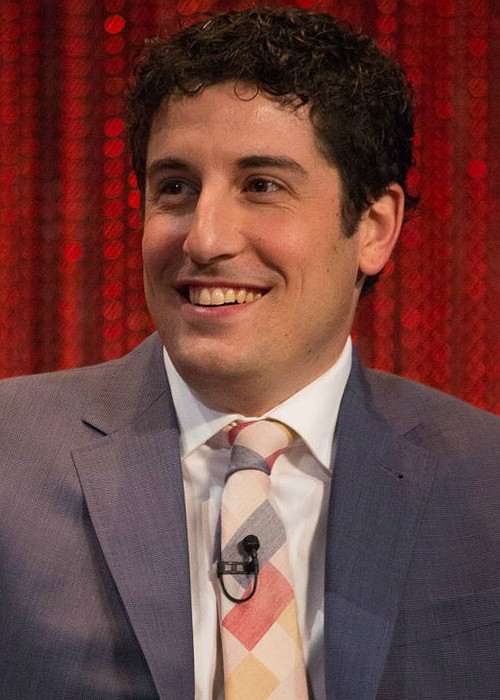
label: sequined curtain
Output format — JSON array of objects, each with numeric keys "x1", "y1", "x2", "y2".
[{"x1": 1, "y1": 0, "x2": 498, "y2": 413}]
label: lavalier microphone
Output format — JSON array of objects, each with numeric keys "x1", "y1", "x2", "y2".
[{"x1": 217, "y1": 534, "x2": 260, "y2": 603}]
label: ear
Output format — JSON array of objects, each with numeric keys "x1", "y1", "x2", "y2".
[{"x1": 357, "y1": 184, "x2": 405, "y2": 277}]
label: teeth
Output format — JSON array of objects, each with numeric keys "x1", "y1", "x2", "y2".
[
  {"x1": 199, "y1": 288, "x2": 211, "y2": 305},
  {"x1": 188, "y1": 286, "x2": 264, "y2": 306},
  {"x1": 211, "y1": 288, "x2": 225, "y2": 305},
  {"x1": 224, "y1": 288, "x2": 236, "y2": 303}
]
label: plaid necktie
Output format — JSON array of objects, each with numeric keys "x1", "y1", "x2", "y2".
[{"x1": 218, "y1": 419, "x2": 309, "y2": 699}]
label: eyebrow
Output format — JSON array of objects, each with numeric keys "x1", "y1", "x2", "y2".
[
  {"x1": 146, "y1": 154, "x2": 308, "y2": 180},
  {"x1": 236, "y1": 155, "x2": 308, "y2": 177},
  {"x1": 147, "y1": 158, "x2": 191, "y2": 180}
]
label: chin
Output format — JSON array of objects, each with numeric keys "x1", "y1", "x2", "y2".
[{"x1": 168, "y1": 343, "x2": 252, "y2": 384}]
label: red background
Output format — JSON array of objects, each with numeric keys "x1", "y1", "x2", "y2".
[{"x1": 1, "y1": 0, "x2": 499, "y2": 413}]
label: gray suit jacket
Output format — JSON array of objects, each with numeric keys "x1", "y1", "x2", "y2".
[{"x1": 1, "y1": 333, "x2": 499, "y2": 699}]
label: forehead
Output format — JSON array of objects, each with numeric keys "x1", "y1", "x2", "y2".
[{"x1": 146, "y1": 82, "x2": 330, "y2": 169}]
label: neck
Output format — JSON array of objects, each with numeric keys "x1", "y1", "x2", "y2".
[{"x1": 185, "y1": 348, "x2": 349, "y2": 416}]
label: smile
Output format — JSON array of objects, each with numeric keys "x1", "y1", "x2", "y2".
[{"x1": 187, "y1": 286, "x2": 265, "y2": 306}]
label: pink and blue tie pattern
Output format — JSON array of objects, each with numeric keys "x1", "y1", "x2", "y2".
[{"x1": 218, "y1": 420, "x2": 309, "y2": 699}]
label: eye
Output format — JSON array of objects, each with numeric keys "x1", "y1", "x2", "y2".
[
  {"x1": 151, "y1": 178, "x2": 199, "y2": 210},
  {"x1": 158, "y1": 179, "x2": 197, "y2": 197},
  {"x1": 245, "y1": 178, "x2": 282, "y2": 194}
]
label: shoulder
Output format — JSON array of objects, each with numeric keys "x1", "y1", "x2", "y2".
[
  {"x1": 0, "y1": 354, "x2": 124, "y2": 423},
  {"x1": 0, "y1": 333, "x2": 164, "y2": 441},
  {"x1": 0, "y1": 360, "x2": 119, "y2": 472},
  {"x1": 363, "y1": 367, "x2": 500, "y2": 457}
]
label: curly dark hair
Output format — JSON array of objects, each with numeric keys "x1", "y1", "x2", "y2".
[{"x1": 128, "y1": 6, "x2": 416, "y2": 286}]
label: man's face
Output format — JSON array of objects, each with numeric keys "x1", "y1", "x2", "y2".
[{"x1": 143, "y1": 82, "x2": 366, "y2": 413}]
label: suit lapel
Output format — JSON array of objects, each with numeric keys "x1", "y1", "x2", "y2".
[
  {"x1": 72, "y1": 335, "x2": 194, "y2": 699},
  {"x1": 324, "y1": 355, "x2": 437, "y2": 700}
]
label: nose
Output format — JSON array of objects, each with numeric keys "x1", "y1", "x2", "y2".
[{"x1": 182, "y1": 187, "x2": 245, "y2": 264}]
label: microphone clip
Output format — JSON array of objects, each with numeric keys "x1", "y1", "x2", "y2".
[
  {"x1": 216, "y1": 559, "x2": 257, "y2": 576},
  {"x1": 217, "y1": 534, "x2": 260, "y2": 604}
]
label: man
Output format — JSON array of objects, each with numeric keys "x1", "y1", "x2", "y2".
[{"x1": 1, "y1": 6, "x2": 499, "y2": 699}]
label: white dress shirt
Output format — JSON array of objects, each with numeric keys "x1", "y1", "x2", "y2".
[{"x1": 163, "y1": 338, "x2": 352, "y2": 699}]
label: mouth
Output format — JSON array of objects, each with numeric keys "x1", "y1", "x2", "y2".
[{"x1": 178, "y1": 285, "x2": 268, "y2": 307}]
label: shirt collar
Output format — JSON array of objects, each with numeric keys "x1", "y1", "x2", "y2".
[{"x1": 163, "y1": 337, "x2": 352, "y2": 470}]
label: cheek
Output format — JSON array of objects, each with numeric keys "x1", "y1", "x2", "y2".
[
  {"x1": 142, "y1": 218, "x2": 186, "y2": 271},
  {"x1": 280, "y1": 231, "x2": 337, "y2": 282}
]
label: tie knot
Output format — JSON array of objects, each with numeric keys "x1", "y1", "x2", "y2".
[{"x1": 225, "y1": 419, "x2": 294, "y2": 480}]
